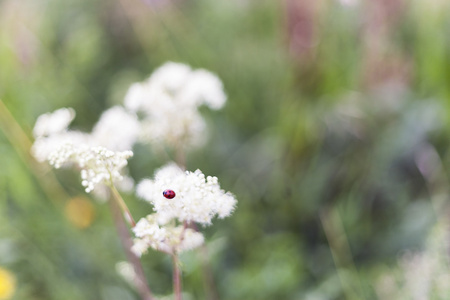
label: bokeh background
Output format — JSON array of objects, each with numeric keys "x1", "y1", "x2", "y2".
[{"x1": 1, "y1": 0, "x2": 450, "y2": 299}]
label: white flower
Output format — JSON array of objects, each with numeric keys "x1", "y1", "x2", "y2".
[
  {"x1": 136, "y1": 162, "x2": 237, "y2": 225},
  {"x1": 178, "y1": 69, "x2": 226, "y2": 110},
  {"x1": 123, "y1": 82, "x2": 149, "y2": 112},
  {"x1": 115, "y1": 261, "x2": 136, "y2": 286},
  {"x1": 32, "y1": 106, "x2": 140, "y2": 164},
  {"x1": 180, "y1": 229, "x2": 205, "y2": 251},
  {"x1": 32, "y1": 107, "x2": 75, "y2": 138},
  {"x1": 139, "y1": 109, "x2": 207, "y2": 147},
  {"x1": 31, "y1": 130, "x2": 90, "y2": 163},
  {"x1": 123, "y1": 62, "x2": 227, "y2": 147},
  {"x1": 91, "y1": 106, "x2": 140, "y2": 151},
  {"x1": 48, "y1": 143, "x2": 133, "y2": 193},
  {"x1": 149, "y1": 62, "x2": 191, "y2": 93},
  {"x1": 375, "y1": 220, "x2": 450, "y2": 299},
  {"x1": 31, "y1": 108, "x2": 93, "y2": 163},
  {"x1": 131, "y1": 213, "x2": 204, "y2": 256},
  {"x1": 132, "y1": 237, "x2": 153, "y2": 257}
]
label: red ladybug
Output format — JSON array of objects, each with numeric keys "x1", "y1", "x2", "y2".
[{"x1": 163, "y1": 189, "x2": 176, "y2": 199}]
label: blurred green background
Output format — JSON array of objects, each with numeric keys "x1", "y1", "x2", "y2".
[{"x1": 1, "y1": 0, "x2": 450, "y2": 299}]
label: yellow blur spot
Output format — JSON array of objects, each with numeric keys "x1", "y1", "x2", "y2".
[
  {"x1": 64, "y1": 197, "x2": 95, "y2": 229},
  {"x1": 0, "y1": 268, "x2": 15, "y2": 300}
]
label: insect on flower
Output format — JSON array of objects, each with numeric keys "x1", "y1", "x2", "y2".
[{"x1": 163, "y1": 189, "x2": 176, "y2": 199}]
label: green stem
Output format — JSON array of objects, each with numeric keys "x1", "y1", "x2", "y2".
[
  {"x1": 320, "y1": 207, "x2": 367, "y2": 300},
  {"x1": 109, "y1": 182, "x2": 136, "y2": 227},
  {"x1": 0, "y1": 99, "x2": 68, "y2": 206}
]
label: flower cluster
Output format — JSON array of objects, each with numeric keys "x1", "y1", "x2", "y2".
[
  {"x1": 32, "y1": 62, "x2": 226, "y2": 162},
  {"x1": 32, "y1": 106, "x2": 140, "y2": 162},
  {"x1": 131, "y1": 163, "x2": 236, "y2": 256},
  {"x1": 131, "y1": 214, "x2": 204, "y2": 255},
  {"x1": 124, "y1": 62, "x2": 227, "y2": 147},
  {"x1": 31, "y1": 62, "x2": 236, "y2": 259},
  {"x1": 375, "y1": 220, "x2": 450, "y2": 299},
  {"x1": 32, "y1": 107, "x2": 75, "y2": 138},
  {"x1": 90, "y1": 106, "x2": 140, "y2": 152},
  {"x1": 32, "y1": 107, "x2": 87, "y2": 162},
  {"x1": 31, "y1": 106, "x2": 138, "y2": 195},
  {"x1": 136, "y1": 163, "x2": 236, "y2": 225},
  {"x1": 48, "y1": 144, "x2": 133, "y2": 192}
]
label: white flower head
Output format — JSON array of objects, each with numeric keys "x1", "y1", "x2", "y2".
[
  {"x1": 131, "y1": 213, "x2": 204, "y2": 256},
  {"x1": 31, "y1": 106, "x2": 140, "y2": 164},
  {"x1": 91, "y1": 106, "x2": 141, "y2": 151},
  {"x1": 48, "y1": 143, "x2": 133, "y2": 193},
  {"x1": 136, "y1": 162, "x2": 237, "y2": 225},
  {"x1": 31, "y1": 130, "x2": 90, "y2": 163},
  {"x1": 115, "y1": 261, "x2": 136, "y2": 286},
  {"x1": 123, "y1": 82, "x2": 148, "y2": 112},
  {"x1": 139, "y1": 109, "x2": 207, "y2": 147},
  {"x1": 123, "y1": 62, "x2": 227, "y2": 148},
  {"x1": 149, "y1": 62, "x2": 191, "y2": 93},
  {"x1": 33, "y1": 107, "x2": 75, "y2": 138},
  {"x1": 179, "y1": 69, "x2": 226, "y2": 110},
  {"x1": 31, "y1": 108, "x2": 92, "y2": 163}
]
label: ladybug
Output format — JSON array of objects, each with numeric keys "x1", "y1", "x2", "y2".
[{"x1": 163, "y1": 189, "x2": 176, "y2": 199}]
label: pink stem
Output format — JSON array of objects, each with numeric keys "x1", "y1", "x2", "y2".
[
  {"x1": 109, "y1": 197, "x2": 154, "y2": 300},
  {"x1": 172, "y1": 254, "x2": 182, "y2": 300}
]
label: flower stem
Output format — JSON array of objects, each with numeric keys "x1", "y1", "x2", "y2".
[
  {"x1": 320, "y1": 207, "x2": 368, "y2": 300},
  {"x1": 109, "y1": 182, "x2": 136, "y2": 227},
  {"x1": 172, "y1": 254, "x2": 182, "y2": 300},
  {"x1": 199, "y1": 243, "x2": 220, "y2": 300},
  {"x1": 109, "y1": 196, "x2": 155, "y2": 300},
  {"x1": 190, "y1": 223, "x2": 220, "y2": 300}
]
